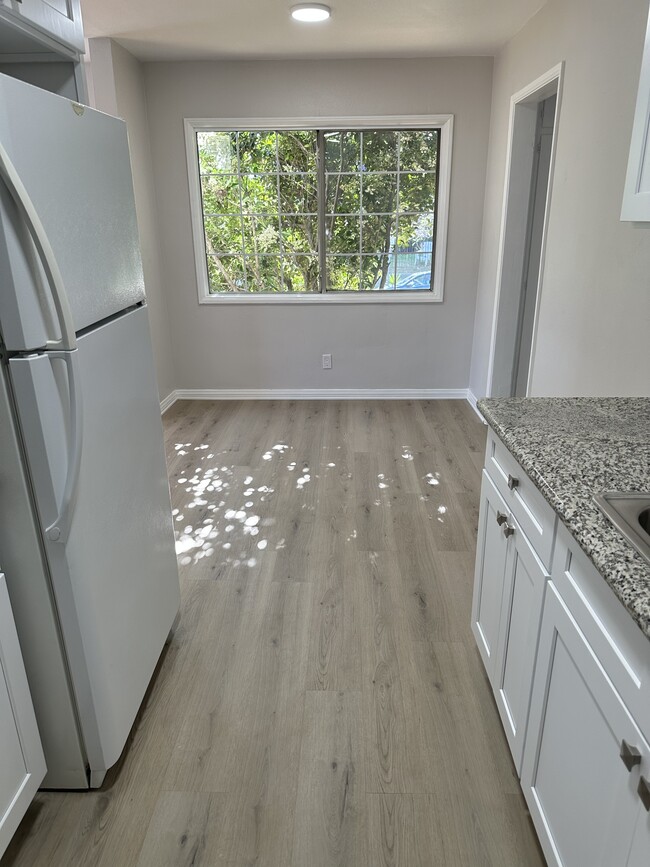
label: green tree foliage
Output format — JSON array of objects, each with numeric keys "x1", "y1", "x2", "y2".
[{"x1": 197, "y1": 128, "x2": 438, "y2": 293}]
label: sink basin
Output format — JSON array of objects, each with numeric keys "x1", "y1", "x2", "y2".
[
  {"x1": 640, "y1": 507, "x2": 650, "y2": 535},
  {"x1": 594, "y1": 493, "x2": 650, "y2": 565}
]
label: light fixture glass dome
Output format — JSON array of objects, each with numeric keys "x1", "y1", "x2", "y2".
[{"x1": 291, "y1": 4, "x2": 331, "y2": 22}]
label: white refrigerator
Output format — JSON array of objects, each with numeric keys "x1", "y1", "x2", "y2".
[{"x1": 0, "y1": 73, "x2": 180, "y2": 788}]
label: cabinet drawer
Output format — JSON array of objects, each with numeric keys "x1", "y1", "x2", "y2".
[
  {"x1": 551, "y1": 523, "x2": 650, "y2": 742},
  {"x1": 485, "y1": 430, "x2": 557, "y2": 569}
]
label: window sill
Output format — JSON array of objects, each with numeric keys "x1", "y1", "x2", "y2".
[{"x1": 198, "y1": 291, "x2": 443, "y2": 305}]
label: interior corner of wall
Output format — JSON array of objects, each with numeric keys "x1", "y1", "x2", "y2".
[{"x1": 86, "y1": 37, "x2": 119, "y2": 116}]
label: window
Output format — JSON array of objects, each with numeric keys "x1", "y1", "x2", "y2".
[{"x1": 185, "y1": 116, "x2": 452, "y2": 303}]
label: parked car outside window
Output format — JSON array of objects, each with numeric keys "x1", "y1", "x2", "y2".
[{"x1": 395, "y1": 270, "x2": 432, "y2": 290}]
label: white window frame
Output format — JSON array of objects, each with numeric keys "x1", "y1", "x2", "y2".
[{"x1": 184, "y1": 114, "x2": 453, "y2": 304}]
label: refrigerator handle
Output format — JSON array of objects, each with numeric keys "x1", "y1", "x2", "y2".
[
  {"x1": 45, "y1": 350, "x2": 83, "y2": 543},
  {"x1": 0, "y1": 142, "x2": 76, "y2": 352}
]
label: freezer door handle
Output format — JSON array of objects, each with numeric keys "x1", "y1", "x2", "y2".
[
  {"x1": 45, "y1": 351, "x2": 83, "y2": 543},
  {"x1": 0, "y1": 142, "x2": 76, "y2": 352}
]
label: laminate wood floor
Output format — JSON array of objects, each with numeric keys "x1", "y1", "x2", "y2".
[{"x1": 2, "y1": 400, "x2": 545, "y2": 867}]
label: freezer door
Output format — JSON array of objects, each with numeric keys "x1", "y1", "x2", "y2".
[
  {"x1": 0, "y1": 73, "x2": 144, "y2": 351},
  {"x1": 9, "y1": 305, "x2": 180, "y2": 783}
]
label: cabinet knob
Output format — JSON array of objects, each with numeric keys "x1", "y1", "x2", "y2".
[
  {"x1": 507, "y1": 474, "x2": 519, "y2": 490},
  {"x1": 496, "y1": 510, "x2": 508, "y2": 526},
  {"x1": 620, "y1": 740, "x2": 642, "y2": 772},
  {"x1": 502, "y1": 524, "x2": 515, "y2": 538},
  {"x1": 638, "y1": 776, "x2": 650, "y2": 812}
]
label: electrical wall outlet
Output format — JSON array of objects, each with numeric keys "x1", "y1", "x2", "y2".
[{"x1": 322, "y1": 354, "x2": 332, "y2": 369}]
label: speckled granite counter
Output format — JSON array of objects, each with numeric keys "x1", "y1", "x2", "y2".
[{"x1": 477, "y1": 397, "x2": 650, "y2": 640}]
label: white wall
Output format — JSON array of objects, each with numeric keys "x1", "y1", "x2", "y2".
[
  {"x1": 87, "y1": 38, "x2": 176, "y2": 401},
  {"x1": 142, "y1": 57, "x2": 493, "y2": 392},
  {"x1": 470, "y1": 0, "x2": 650, "y2": 398}
]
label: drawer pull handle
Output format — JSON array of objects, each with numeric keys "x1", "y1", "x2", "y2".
[
  {"x1": 638, "y1": 776, "x2": 650, "y2": 812},
  {"x1": 502, "y1": 524, "x2": 515, "y2": 538},
  {"x1": 496, "y1": 511, "x2": 508, "y2": 526},
  {"x1": 507, "y1": 474, "x2": 519, "y2": 490},
  {"x1": 620, "y1": 740, "x2": 642, "y2": 772}
]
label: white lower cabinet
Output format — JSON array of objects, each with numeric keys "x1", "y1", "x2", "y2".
[
  {"x1": 472, "y1": 470, "x2": 510, "y2": 681},
  {"x1": 492, "y1": 510, "x2": 548, "y2": 771},
  {"x1": 0, "y1": 574, "x2": 46, "y2": 857},
  {"x1": 473, "y1": 426, "x2": 650, "y2": 867},
  {"x1": 520, "y1": 580, "x2": 650, "y2": 867},
  {"x1": 472, "y1": 468, "x2": 548, "y2": 772},
  {"x1": 627, "y1": 798, "x2": 650, "y2": 867}
]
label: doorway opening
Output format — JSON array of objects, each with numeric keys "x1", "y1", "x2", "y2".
[{"x1": 488, "y1": 64, "x2": 563, "y2": 397}]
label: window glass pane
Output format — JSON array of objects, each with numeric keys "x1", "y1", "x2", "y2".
[
  {"x1": 197, "y1": 132, "x2": 238, "y2": 174},
  {"x1": 361, "y1": 255, "x2": 393, "y2": 290},
  {"x1": 362, "y1": 130, "x2": 398, "y2": 172},
  {"x1": 207, "y1": 255, "x2": 246, "y2": 293},
  {"x1": 204, "y1": 215, "x2": 244, "y2": 255},
  {"x1": 279, "y1": 174, "x2": 318, "y2": 213},
  {"x1": 399, "y1": 173, "x2": 437, "y2": 213},
  {"x1": 399, "y1": 130, "x2": 439, "y2": 172},
  {"x1": 238, "y1": 131, "x2": 277, "y2": 173},
  {"x1": 326, "y1": 215, "x2": 360, "y2": 255},
  {"x1": 396, "y1": 213, "x2": 435, "y2": 251},
  {"x1": 201, "y1": 175, "x2": 241, "y2": 215},
  {"x1": 196, "y1": 125, "x2": 440, "y2": 295},
  {"x1": 361, "y1": 214, "x2": 396, "y2": 254},
  {"x1": 325, "y1": 173, "x2": 360, "y2": 214},
  {"x1": 282, "y1": 215, "x2": 319, "y2": 254},
  {"x1": 362, "y1": 173, "x2": 398, "y2": 214},
  {"x1": 243, "y1": 216, "x2": 281, "y2": 255},
  {"x1": 241, "y1": 174, "x2": 279, "y2": 214},
  {"x1": 395, "y1": 252, "x2": 433, "y2": 290},
  {"x1": 327, "y1": 255, "x2": 361, "y2": 291},
  {"x1": 277, "y1": 131, "x2": 318, "y2": 174},
  {"x1": 282, "y1": 255, "x2": 319, "y2": 292},
  {"x1": 324, "y1": 131, "x2": 361, "y2": 172},
  {"x1": 246, "y1": 255, "x2": 282, "y2": 292}
]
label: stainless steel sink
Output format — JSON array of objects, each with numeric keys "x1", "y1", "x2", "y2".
[
  {"x1": 640, "y1": 507, "x2": 650, "y2": 535},
  {"x1": 594, "y1": 493, "x2": 650, "y2": 564}
]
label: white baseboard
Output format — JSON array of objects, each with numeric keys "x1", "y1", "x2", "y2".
[
  {"x1": 161, "y1": 387, "x2": 485, "y2": 413},
  {"x1": 171, "y1": 387, "x2": 469, "y2": 402},
  {"x1": 160, "y1": 391, "x2": 178, "y2": 414},
  {"x1": 466, "y1": 389, "x2": 487, "y2": 423}
]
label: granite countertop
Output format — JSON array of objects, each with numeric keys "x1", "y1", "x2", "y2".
[{"x1": 477, "y1": 397, "x2": 650, "y2": 640}]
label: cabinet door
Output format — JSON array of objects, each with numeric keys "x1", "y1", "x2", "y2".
[
  {"x1": 621, "y1": 4, "x2": 650, "y2": 220},
  {"x1": 521, "y1": 581, "x2": 648, "y2": 867},
  {"x1": 626, "y1": 798, "x2": 650, "y2": 867},
  {"x1": 493, "y1": 518, "x2": 548, "y2": 773},
  {"x1": 471, "y1": 470, "x2": 510, "y2": 683},
  {"x1": 0, "y1": 575, "x2": 46, "y2": 858},
  {"x1": 0, "y1": 0, "x2": 84, "y2": 54}
]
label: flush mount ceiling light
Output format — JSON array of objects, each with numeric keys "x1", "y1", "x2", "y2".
[{"x1": 291, "y1": 3, "x2": 331, "y2": 22}]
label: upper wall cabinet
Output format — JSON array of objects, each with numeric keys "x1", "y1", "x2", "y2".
[
  {"x1": 622, "y1": 5, "x2": 650, "y2": 220},
  {"x1": 0, "y1": 0, "x2": 84, "y2": 56}
]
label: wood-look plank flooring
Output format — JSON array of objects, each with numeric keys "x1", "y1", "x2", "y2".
[{"x1": 2, "y1": 400, "x2": 545, "y2": 867}]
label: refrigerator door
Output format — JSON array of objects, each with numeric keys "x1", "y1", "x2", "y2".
[
  {"x1": 9, "y1": 305, "x2": 180, "y2": 784},
  {"x1": 0, "y1": 72, "x2": 144, "y2": 352},
  {"x1": 0, "y1": 366, "x2": 87, "y2": 788}
]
